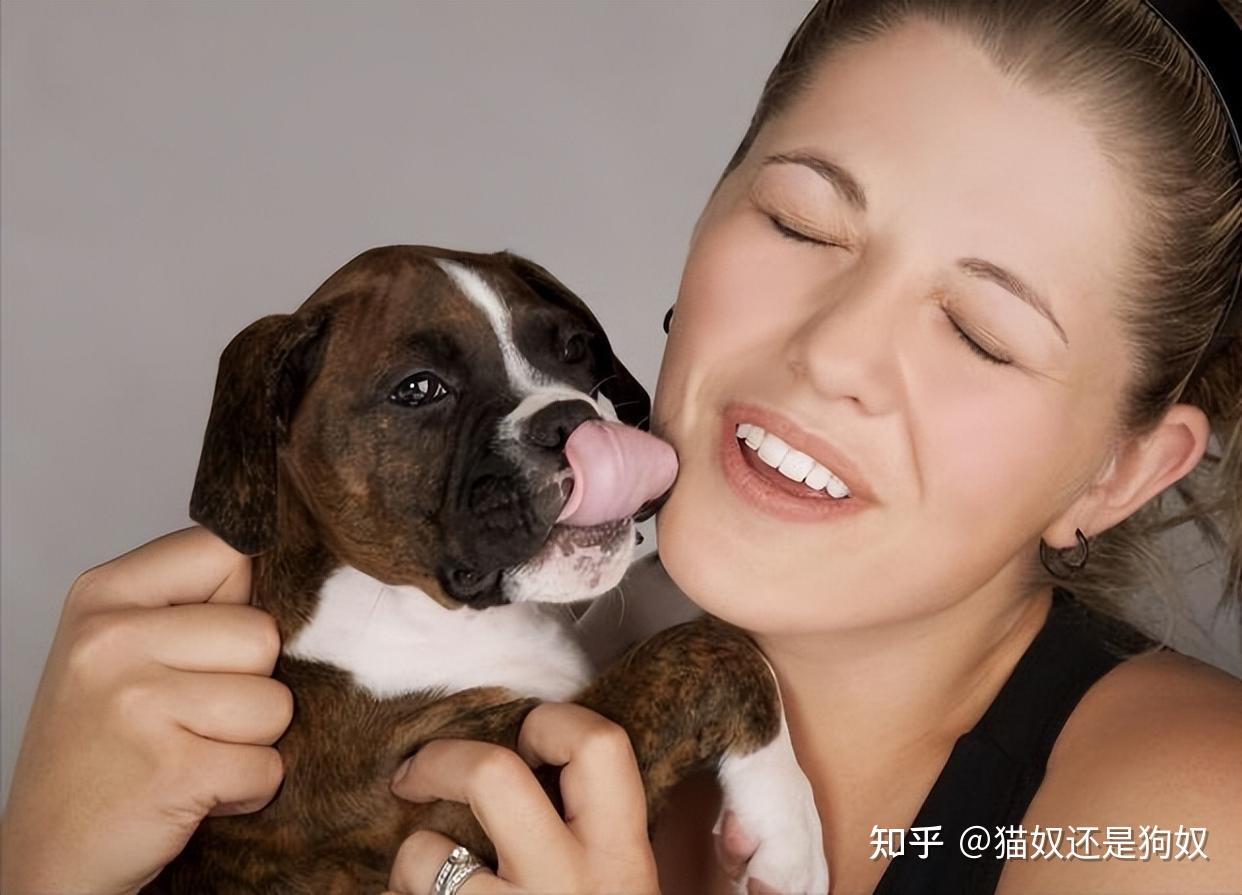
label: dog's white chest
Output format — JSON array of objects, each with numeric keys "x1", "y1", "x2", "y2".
[{"x1": 282, "y1": 564, "x2": 594, "y2": 701}]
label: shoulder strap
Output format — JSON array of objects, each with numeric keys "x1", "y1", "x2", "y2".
[{"x1": 872, "y1": 588, "x2": 1156, "y2": 895}]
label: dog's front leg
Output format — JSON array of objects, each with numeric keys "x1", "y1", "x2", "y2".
[
  {"x1": 577, "y1": 615, "x2": 829, "y2": 895},
  {"x1": 384, "y1": 689, "x2": 547, "y2": 870}
]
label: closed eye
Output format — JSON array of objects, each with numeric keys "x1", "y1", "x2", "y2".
[
  {"x1": 768, "y1": 211, "x2": 1010, "y2": 367},
  {"x1": 766, "y1": 214, "x2": 844, "y2": 249},
  {"x1": 947, "y1": 315, "x2": 1012, "y2": 366}
]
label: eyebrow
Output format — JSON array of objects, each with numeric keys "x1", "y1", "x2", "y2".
[
  {"x1": 402, "y1": 329, "x2": 463, "y2": 363},
  {"x1": 761, "y1": 150, "x2": 1070, "y2": 349},
  {"x1": 957, "y1": 258, "x2": 1068, "y2": 348},
  {"x1": 763, "y1": 151, "x2": 868, "y2": 212}
]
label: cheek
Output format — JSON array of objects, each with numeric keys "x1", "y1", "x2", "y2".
[
  {"x1": 678, "y1": 217, "x2": 796, "y2": 344},
  {"x1": 289, "y1": 405, "x2": 363, "y2": 499},
  {"x1": 653, "y1": 247, "x2": 723, "y2": 439},
  {"x1": 679, "y1": 253, "x2": 756, "y2": 339},
  {"x1": 921, "y1": 381, "x2": 1070, "y2": 529},
  {"x1": 654, "y1": 219, "x2": 790, "y2": 432}
]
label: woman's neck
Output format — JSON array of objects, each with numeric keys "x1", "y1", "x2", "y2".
[{"x1": 750, "y1": 575, "x2": 1054, "y2": 892}]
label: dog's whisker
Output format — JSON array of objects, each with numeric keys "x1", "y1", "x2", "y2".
[
  {"x1": 613, "y1": 581, "x2": 629, "y2": 628},
  {"x1": 364, "y1": 583, "x2": 386, "y2": 627},
  {"x1": 589, "y1": 372, "x2": 620, "y2": 396}
]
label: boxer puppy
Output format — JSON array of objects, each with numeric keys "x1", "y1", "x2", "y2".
[{"x1": 145, "y1": 245, "x2": 827, "y2": 894}]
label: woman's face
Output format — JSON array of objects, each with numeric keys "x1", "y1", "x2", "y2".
[{"x1": 652, "y1": 18, "x2": 1139, "y2": 634}]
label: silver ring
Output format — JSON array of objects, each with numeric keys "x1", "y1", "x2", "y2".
[{"x1": 431, "y1": 844, "x2": 486, "y2": 895}]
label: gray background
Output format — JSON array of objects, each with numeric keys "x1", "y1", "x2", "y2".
[{"x1": 2, "y1": 0, "x2": 1237, "y2": 808}]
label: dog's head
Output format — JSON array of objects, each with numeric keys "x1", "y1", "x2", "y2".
[{"x1": 189, "y1": 245, "x2": 654, "y2": 608}]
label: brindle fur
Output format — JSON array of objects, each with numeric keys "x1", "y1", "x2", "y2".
[
  {"x1": 148, "y1": 613, "x2": 777, "y2": 893},
  {"x1": 578, "y1": 615, "x2": 781, "y2": 828},
  {"x1": 144, "y1": 246, "x2": 780, "y2": 893}
]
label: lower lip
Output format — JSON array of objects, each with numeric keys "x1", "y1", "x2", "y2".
[{"x1": 719, "y1": 417, "x2": 870, "y2": 523}]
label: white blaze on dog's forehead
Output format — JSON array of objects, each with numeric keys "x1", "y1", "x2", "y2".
[
  {"x1": 432, "y1": 257, "x2": 614, "y2": 437},
  {"x1": 282, "y1": 564, "x2": 595, "y2": 701},
  {"x1": 434, "y1": 258, "x2": 555, "y2": 394}
]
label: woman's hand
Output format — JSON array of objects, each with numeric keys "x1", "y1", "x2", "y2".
[
  {"x1": 385, "y1": 702, "x2": 661, "y2": 894},
  {"x1": 0, "y1": 526, "x2": 292, "y2": 895}
]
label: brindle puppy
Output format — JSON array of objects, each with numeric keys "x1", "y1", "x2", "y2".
[{"x1": 145, "y1": 246, "x2": 826, "y2": 895}]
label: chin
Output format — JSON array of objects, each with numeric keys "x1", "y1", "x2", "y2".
[
  {"x1": 653, "y1": 410, "x2": 889, "y2": 634},
  {"x1": 655, "y1": 476, "x2": 901, "y2": 638},
  {"x1": 655, "y1": 485, "x2": 793, "y2": 635}
]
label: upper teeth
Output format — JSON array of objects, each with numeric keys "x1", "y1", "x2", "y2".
[{"x1": 736, "y1": 423, "x2": 852, "y2": 499}]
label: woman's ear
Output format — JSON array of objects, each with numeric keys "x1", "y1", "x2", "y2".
[{"x1": 1043, "y1": 404, "x2": 1213, "y2": 546}]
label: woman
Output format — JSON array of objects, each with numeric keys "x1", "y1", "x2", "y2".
[{"x1": 4, "y1": 0, "x2": 1241, "y2": 893}]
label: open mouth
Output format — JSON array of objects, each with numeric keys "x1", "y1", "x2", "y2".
[
  {"x1": 720, "y1": 414, "x2": 868, "y2": 523},
  {"x1": 501, "y1": 515, "x2": 636, "y2": 602},
  {"x1": 545, "y1": 516, "x2": 633, "y2": 551},
  {"x1": 737, "y1": 435, "x2": 850, "y2": 501},
  {"x1": 517, "y1": 515, "x2": 634, "y2": 570},
  {"x1": 489, "y1": 416, "x2": 674, "y2": 603}
]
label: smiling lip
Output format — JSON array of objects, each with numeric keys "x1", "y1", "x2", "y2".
[{"x1": 718, "y1": 402, "x2": 876, "y2": 523}]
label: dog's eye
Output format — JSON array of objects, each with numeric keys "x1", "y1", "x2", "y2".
[
  {"x1": 389, "y1": 372, "x2": 449, "y2": 407},
  {"x1": 560, "y1": 332, "x2": 591, "y2": 365}
]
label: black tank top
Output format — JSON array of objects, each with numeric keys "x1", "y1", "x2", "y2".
[{"x1": 871, "y1": 585, "x2": 1161, "y2": 895}]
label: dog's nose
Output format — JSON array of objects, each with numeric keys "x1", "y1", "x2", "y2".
[{"x1": 522, "y1": 400, "x2": 599, "y2": 451}]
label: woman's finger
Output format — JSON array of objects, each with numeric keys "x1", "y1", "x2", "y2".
[
  {"x1": 156, "y1": 668, "x2": 293, "y2": 745},
  {"x1": 91, "y1": 603, "x2": 281, "y2": 675},
  {"x1": 386, "y1": 828, "x2": 511, "y2": 895},
  {"x1": 391, "y1": 739, "x2": 577, "y2": 882},
  {"x1": 515, "y1": 702, "x2": 649, "y2": 851},
  {"x1": 177, "y1": 736, "x2": 285, "y2": 817},
  {"x1": 69, "y1": 526, "x2": 251, "y2": 611}
]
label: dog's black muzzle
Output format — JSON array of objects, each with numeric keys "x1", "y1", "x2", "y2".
[{"x1": 437, "y1": 399, "x2": 606, "y2": 605}]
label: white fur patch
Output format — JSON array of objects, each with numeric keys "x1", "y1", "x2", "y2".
[
  {"x1": 593, "y1": 389, "x2": 619, "y2": 422},
  {"x1": 432, "y1": 258, "x2": 620, "y2": 443},
  {"x1": 716, "y1": 698, "x2": 830, "y2": 893},
  {"x1": 283, "y1": 564, "x2": 595, "y2": 701}
]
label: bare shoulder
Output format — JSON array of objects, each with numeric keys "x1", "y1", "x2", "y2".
[{"x1": 997, "y1": 649, "x2": 1242, "y2": 894}]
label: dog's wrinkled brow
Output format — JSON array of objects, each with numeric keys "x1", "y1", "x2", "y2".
[{"x1": 400, "y1": 329, "x2": 465, "y2": 366}]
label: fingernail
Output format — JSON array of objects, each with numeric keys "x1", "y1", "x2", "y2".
[
  {"x1": 747, "y1": 879, "x2": 781, "y2": 895},
  {"x1": 390, "y1": 757, "x2": 412, "y2": 789}
]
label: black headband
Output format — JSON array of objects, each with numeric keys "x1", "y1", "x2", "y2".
[{"x1": 1143, "y1": 0, "x2": 1242, "y2": 386}]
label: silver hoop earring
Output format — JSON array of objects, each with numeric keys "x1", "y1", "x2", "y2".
[{"x1": 1039, "y1": 527, "x2": 1090, "y2": 579}]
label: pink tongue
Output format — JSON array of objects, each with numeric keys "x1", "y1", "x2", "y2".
[{"x1": 556, "y1": 420, "x2": 678, "y2": 526}]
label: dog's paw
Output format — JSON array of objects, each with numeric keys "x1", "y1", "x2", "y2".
[{"x1": 716, "y1": 715, "x2": 829, "y2": 895}]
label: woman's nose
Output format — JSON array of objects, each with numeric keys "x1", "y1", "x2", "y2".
[{"x1": 784, "y1": 262, "x2": 907, "y2": 408}]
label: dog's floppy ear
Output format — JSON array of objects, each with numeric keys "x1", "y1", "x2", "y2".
[
  {"x1": 189, "y1": 309, "x2": 333, "y2": 555},
  {"x1": 499, "y1": 250, "x2": 652, "y2": 430}
]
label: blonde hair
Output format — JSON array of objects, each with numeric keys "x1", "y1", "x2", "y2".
[{"x1": 713, "y1": 0, "x2": 1242, "y2": 647}]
